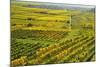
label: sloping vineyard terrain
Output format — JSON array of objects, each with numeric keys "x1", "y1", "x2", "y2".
[{"x1": 11, "y1": 1, "x2": 95, "y2": 67}]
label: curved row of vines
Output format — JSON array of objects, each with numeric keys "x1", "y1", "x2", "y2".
[{"x1": 11, "y1": 35, "x2": 95, "y2": 66}]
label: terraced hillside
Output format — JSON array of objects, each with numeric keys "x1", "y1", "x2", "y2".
[{"x1": 11, "y1": 1, "x2": 95, "y2": 67}]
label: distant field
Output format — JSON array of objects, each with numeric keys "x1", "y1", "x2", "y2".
[{"x1": 11, "y1": 1, "x2": 95, "y2": 66}]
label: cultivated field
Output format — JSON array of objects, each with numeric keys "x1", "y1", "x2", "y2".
[{"x1": 11, "y1": 1, "x2": 95, "y2": 66}]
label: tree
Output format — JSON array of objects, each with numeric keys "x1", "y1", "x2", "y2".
[{"x1": 27, "y1": 23, "x2": 33, "y2": 27}]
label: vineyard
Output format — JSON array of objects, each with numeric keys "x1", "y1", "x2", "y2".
[
  {"x1": 11, "y1": 34, "x2": 95, "y2": 66},
  {"x1": 11, "y1": 1, "x2": 95, "y2": 67}
]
